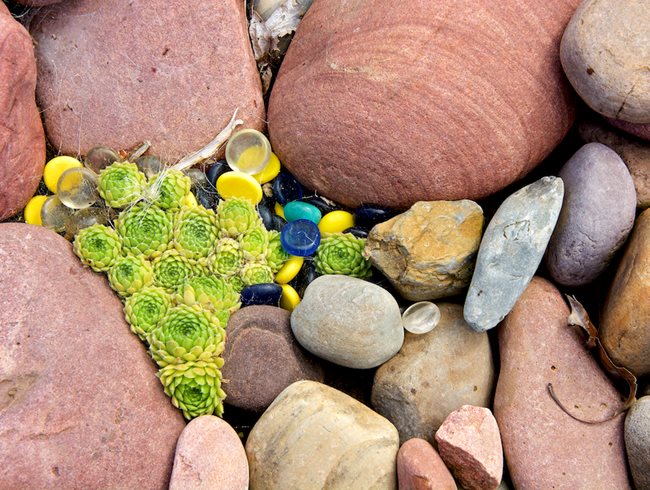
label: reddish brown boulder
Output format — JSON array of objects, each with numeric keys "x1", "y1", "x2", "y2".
[
  {"x1": 13, "y1": 0, "x2": 63, "y2": 6},
  {"x1": 31, "y1": 0, "x2": 264, "y2": 160},
  {"x1": 0, "y1": 10, "x2": 46, "y2": 220},
  {"x1": 397, "y1": 438, "x2": 456, "y2": 490},
  {"x1": 268, "y1": 0, "x2": 580, "y2": 208},
  {"x1": 0, "y1": 223, "x2": 185, "y2": 489}
]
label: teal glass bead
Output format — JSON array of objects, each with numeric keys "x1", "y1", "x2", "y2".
[{"x1": 283, "y1": 200, "x2": 322, "y2": 224}]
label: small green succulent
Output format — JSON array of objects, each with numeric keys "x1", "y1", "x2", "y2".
[
  {"x1": 209, "y1": 238, "x2": 243, "y2": 277},
  {"x1": 314, "y1": 233, "x2": 372, "y2": 279},
  {"x1": 228, "y1": 275, "x2": 245, "y2": 293},
  {"x1": 214, "y1": 309, "x2": 231, "y2": 328},
  {"x1": 174, "y1": 206, "x2": 218, "y2": 260},
  {"x1": 157, "y1": 360, "x2": 227, "y2": 419},
  {"x1": 124, "y1": 286, "x2": 171, "y2": 340},
  {"x1": 265, "y1": 230, "x2": 290, "y2": 273},
  {"x1": 240, "y1": 262, "x2": 274, "y2": 286},
  {"x1": 108, "y1": 254, "x2": 153, "y2": 296},
  {"x1": 176, "y1": 275, "x2": 241, "y2": 313},
  {"x1": 216, "y1": 197, "x2": 262, "y2": 238},
  {"x1": 115, "y1": 203, "x2": 173, "y2": 259},
  {"x1": 148, "y1": 304, "x2": 225, "y2": 367},
  {"x1": 238, "y1": 225, "x2": 269, "y2": 262},
  {"x1": 98, "y1": 161, "x2": 147, "y2": 208},
  {"x1": 149, "y1": 169, "x2": 191, "y2": 210},
  {"x1": 152, "y1": 249, "x2": 201, "y2": 292},
  {"x1": 73, "y1": 224, "x2": 122, "y2": 272}
]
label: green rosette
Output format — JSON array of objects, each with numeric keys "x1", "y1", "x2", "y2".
[
  {"x1": 216, "y1": 197, "x2": 261, "y2": 238},
  {"x1": 124, "y1": 286, "x2": 171, "y2": 340},
  {"x1": 148, "y1": 304, "x2": 225, "y2": 367},
  {"x1": 237, "y1": 225, "x2": 269, "y2": 262},
  {"x1": 149, "y1": 169, "x2": 191, "y2": 211},
  {"x1": 98, "y1": 161, "x2": 147, "y2": 208},
  {"x1": 176, "y1": 275, "x2": 241, "y2": 313},
  {"x1": 174, "y1": 206, "x2": 218, "y2": 260},
  {"x1": 73, "y1": 224, "x2": 122, "y2": 272},
  {"x1": 108, "y1": 254, "x2": 153, "y2": 296},
  {"x1": 157, "y1": 360, "x2": 226, "y2": 419},
  {"x1": 240, "y1": 262, "x2": 274, "y2": 286},
  {"x1": 314, "y1": 233, "x2": 372, "y2": 279},
  {"x1": 214, "y1": 309, "x2": 230, "y2": 328},
  {"x1": 209, "y1": 238, "x2": 243, "y2": 277},
  {"x1": 265, "y1": 229, "x2": 289, "y2": 273},
  {"x1": 152, "y1": 249, "x2": 200, "y2": 291},
  {"x1": 115, "y1": 203, "x2": 173, "y2": 259},
  {"x1": 228, "y1": 275, "x2": 245, "y2": 293}
]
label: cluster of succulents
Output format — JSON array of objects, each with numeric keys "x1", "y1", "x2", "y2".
[
  {"x1": 73, "y1": 161, "x2": 289, "y2": 419},
  {"x1": 314, "y1": 232, "x2": 371, "y2": 279}
]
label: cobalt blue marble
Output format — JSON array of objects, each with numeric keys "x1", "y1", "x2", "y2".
[
  {"x1": 283, "y1": 201, "x2": 322, "y2": 224},
  {"x1": 280, "y1": 219, "x2": 321, "y2": 256},
  {"x1": 291, "y1": 259, "x2": 319, "y2": 297},
  {"x1": 272, "y1": 172, "x2": 304, "y2": 205},
  {"x1": 240, "y1": 283, "x2": 283, "y2": 307},
  {"x1": 206, "y1": 160, "x2": 230, "y2": 188},
  {"x1": 354, "y1": 204, "x2": 399, "y2": 229}
]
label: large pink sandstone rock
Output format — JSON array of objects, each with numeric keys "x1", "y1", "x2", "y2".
[
  {"x1": 268, "y1": 0, "x2": 580, "y2": 208},
  {"x1": 0, "y1": 8, "x2": 46, "y2": 220},
  {"x1": 494, "y1": 277, "x2": 631, "y2": 489},
  {"x1": 13, "y1": 0, "x2": 64, "y2": 6},
  {"x1": 0, "y1": 223, "x2": 186, "y2": 489},
  {"x1": 31, "y1": 0, "x2": 264, "y2": 160}
]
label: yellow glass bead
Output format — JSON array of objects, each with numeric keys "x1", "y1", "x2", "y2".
[
  {"x1": 44, "y1": 156, "x2": 83, "y2": 193},
  {"x1": 252, "y1": 152, "x2": 281, "y2": 184},
  {"x1": 280, "y1": 283, "x2": 300, "y2": 312},
  {"x1": 24, "y1": 195, "x2": 48, "y2": 226},
  {"x1": 318, "y1": 210, "x2": 355, "y2": 234},
  {"x1": 274, "y1": 202, "x2": 285, "y2": 219},
  {"x1": 180, "y1": 192, "x2": 198, "y2": 208},
  {"x1": 274, "y1": 255, "x2": 304, "y2": 284},
  {"x1": 216, "y1": 171, "x2": 263, "y2": 204}
]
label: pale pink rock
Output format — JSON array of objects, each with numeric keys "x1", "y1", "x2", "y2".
[
  {"x1": 435, "y1": 406, "x2": 502, "y2": 490},
  {"x1": 397, "y1": 438, "x2": 456, "y2": 490},
  {"x1": 494, "y1": 277, "x2": 631, "y2": 489},
  {"x1": 169, "y1": 416, "x2": 249, "y2": 490},
  {"x1": 13, "y1": 0, "x2": 63, "y2": 6}
]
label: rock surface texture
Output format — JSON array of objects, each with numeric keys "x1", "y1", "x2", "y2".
[
  {"x1": 600, "y1": 209, "x2": 650, "y2": 377},
  {"x1": 397, "y1": 438, "x2": 456, "y2": 490},
  {"x1": 268, "y1": 0, "x2": 580, "y2": 208},
  {"x1": 464, "y1": 177, "x2": 564, "y2": 332},
  {"x1": 31, "y1": 0, "x2": 264, "y2": 160},
  {"x1": 372, "y1": 303, "x2": 494, "y2": 443},
  {"x1": 169, "y1": 416, "x2": 249, "y2": 490},
  {"x1": 221, "y1": 305, "x2": 324, "y2": 412},
  {"x1": 561, "y1": 0, "x2": 650, "y2": 123},
  {"x1": 608, "y1": 118, "x2": 650, "y2": 142},
  {"x1": 494, "y1": 277, "x2": 630, "y2": 489},
  {"x1": 246, "y1": 380, "x2": 400, "y2": 490},
  {"x1": 545, "y1": 143, "x2": 636, "y2": 286},
  {"x1": 0, "y1": 10, "x2": 46, "y2": 220},
  {"x1": 0, "y1": 223, "x2": 185, "y2": 489},
  {"x1": 365, "y1": 200, "x2": 483, "y2": 301},
  {"x1": 625, "y1": 396, "x2": 650, "y2": 490}
]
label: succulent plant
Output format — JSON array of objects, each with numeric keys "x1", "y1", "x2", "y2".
[
  {"x1": 237, "y1": 225, "x2": 269, "y2": 262},
  {"x1": 158, "y1": 360, "x2": 227, "y2": 419},
  {"x1": 108, "y1": 254, "x2": 154, "y2": 296},
  {"x1": 115, "y1": 203, "x2": 173, "y2": 259},
  {"x1": 176, "y1": 275, "x2": 241, "y2": 313},
  {"x1": 209, "y1": 238, "x2": 243, "y2": 277},
  {"x1": 228, "y1": 275, "x2": 245, "y2": 293},
  {"x1": 124, "y1": 286, "x2": 171, "y2": 340},
  {"x1": 148, "y1": 304, "x2": 225, "y2": 367},
  {"x1": 314, "y1": 233, "x2": 372, "y2": 279},
  {"x1": 149, "y1": 169, "x2": 191, "y2": 210},
  {"x1": 265, "y1": 229, "x2": 290, "y2": 273},
  {"x1": 240, "y1": 262, "x2": 274, "y2": 286},
  {"x1": 98, "y1": 161, "x2": 147, "y2": 208},
  {"x1": 73, "y1": 224, "x2": 122, "y2": 272},
  {"x1": 174, "y1": 206, "x2": 218, "y2": 260},
  {"x1": 216, "y1": 197, "x2": 262, "y2": 238},
  {"x1": 214, "y1": 309, "x2": 231, "y2": 328},
  {"x1": 152, "y1": 249, "x2": 201, "y2": 292}
]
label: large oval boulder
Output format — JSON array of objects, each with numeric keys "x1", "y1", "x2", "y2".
[
  {"x1": 268, "y1": 0, "x2": 580, "y2": 208},
  {"x1": 31, "y1": 0, "x2": 264, "y2": 160},
  {"x1": 494, "y1": 277, "x2": 630, "y2": 489},
  {"x1": 0, "y1": 223, "x2": 186, "y2": 488},
  {"x1": 0, "y1": 9, "x2": 46, "y2": 220}
]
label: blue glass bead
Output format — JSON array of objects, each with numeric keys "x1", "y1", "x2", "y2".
[
  {"x1": 257, "y1": 201, "x2": 275, "y2": 230},
  {"x1": 284, "y1": 201, "x2": 322, "y2": 224},
  {"x1": 290, "y1": 259, "x2": 319, "y2": 297},
  {"x1": 354, "y1": 203, "x2": 399, "y2": 230},
  {"x1": 206, "y1": 160, "x2": 230, "y2": 188},
  {"x1": 272, "y1": 172, "x2": 304, "y2": 205},
  {"x1": 240, "y1": 283, "x2": 283, "y2": 307},
  {"x1": 299, "y1": 195, "x2": 338, "y2": 215},
  {"x1": 280, "y1": 219, "x2": 321, "y2": 256},
  {"x1": 342, "y1": 226, "x2": 368, "y2": 239}
]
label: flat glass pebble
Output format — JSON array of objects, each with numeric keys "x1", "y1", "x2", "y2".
[
  {"x1": 318, "y1": 210, "x2": 355, "y2": 234},
  {"x1": 252, "y1": 152, "x2": 281, "y2": 184},
  {"x1": 216, "y1": 171, "x2": 263, "y2": 204},
  {"x1": 44, "y1": 156, "x2": 83, "y2": 193},
  {"x1": 274, "y1": 255, "x2": 304, "y2": 284},
  {"x1": 184, "y1": 168, "x2": 209, "y2": 190},
  {"x1": 280, "y1": 283, "x2": 301, "y2": 312},
  {"x1": 134, "y1": 155, "x2": 164, "y2": 180},
  {"x1": 57, "y1": 167, "x2": 99, "y2": 209},
  {"x1": 85, "y1": 146, "x2": 120, "y2": 173},
  {"x1": 272, "y1": 172, "x2": 304, "y2": 205},
  {"x1": 280, "y1": 219, "x2": 321, "y2": 256},
  {"x1": 240, "y1": 283, "x2": 283, "y2": 307},
  {"x1": 24, "y1": 195, "x2": 48, "y2": 226},
  {"x1": 274, "y1": 202, "x2": 285, "y2": 219},
  {"x1": 290, "y1": 259, "x2": 319, "y2": 297},
  {"x1": 342, "y1": 226, "x2": 368, "y2": 239},
  {"x1": 64, "y1": 206, "x2": 110, "y2": 239},
  {"x1": 41, "y1": 195, "x2": 75, "y2": 232},
  {"x1": 283, "y1": 200, "x2": 322, "y2": 224},
  {"x1": 206, "y1": 160, "x2": 230, "y2": 188},
  {"x1": 225, "y1": 129, "x2": 271, "y2": 174},
  {"x1": 299, "y1": 195, "x2": 338, "y2": 215},
  {"x1": 195, "y1": 187, "x2": 220, "y2": 210},
  {"x1": 354, "y1": 203, "x2": 398, "y2": 229},
  {"x1": 402, "y1": 302, "x2": 441, "y2": 334}
]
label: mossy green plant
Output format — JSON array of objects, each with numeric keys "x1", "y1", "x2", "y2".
[
  {"x1": 115, "y1": 203, "x2": 173, "y2": 259},
  {"x1": 174, "y1": 206, "x2": 219, "y2": 260},
  {"x1": 314, "y1": 233, "x2": 371, "y2": 279},
  {"x1": 108, "y1": 254, "x2": 154, "y2": 296},
  {"x1": 98, "y1": 161, "x2": 147, "y2": 208},
  {"x1": 73, "y1": 224, "x2": 122, "y2": 272},
  {"x1": 216, "y1": 197, "x2": 261, "y2": 238},
  {"x1": 124, "y1": 286, "x2": 171, "y2": 340}
]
